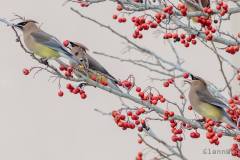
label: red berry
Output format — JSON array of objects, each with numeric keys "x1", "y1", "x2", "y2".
[
  {"x1": 59, "y1": 65, "x2": 66, "y2": 71},
  {"x1": 66, "y1": 83, "x2": 74, "y2": 90},
  {"x1": 191, "y1": 39, "x2": 197, "y2": 45},
  {"x1": 127, "y1": 111, "x2": 132, "y2": 116},
  {"x1": 163, "y1": 81, "x2": 170, "y2": 87},
  {"x1": 169, "y1": 111, "x2": 174, "y2": 117},
  {"x1": 112, "y1": 14, "x2": 118, "y2": 19},
  {"x1": 63, "y1": 40, "x2": 69, "y2": 47},
  {"x1": 136, "y1": 87, "x2": 141, "y2": 92},
  {"x1": 138, "y1": 126, "x2": 143, "y2": 132},
  {"x1": 80, "y1": 93, "x2": 87, "y2": 99},
  {"x1": 188, "y1": 105, "x2": 192, "y2": 110},
  {"x1": 138, "y1": 138, "x2": 143, "y2": 144},
  {"x1": 117, "y1": 4, "x2": 123, "y2": 11},
  {"x1": 138, "y1": 92, "x2": 144, "y2": 98},
  {"x1": 23, "y1": 68, "x2": 30, "y2": 75},
  {"x1": 171, "y1": 135, "x2": 178, "y2": 142},
  {"x1": 58, "y1": 90, "x2": 64, "y2": 97}
]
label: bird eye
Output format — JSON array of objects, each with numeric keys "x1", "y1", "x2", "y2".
[{"x1": 17, "y1": 22, "x2": 28, "y2": 26}]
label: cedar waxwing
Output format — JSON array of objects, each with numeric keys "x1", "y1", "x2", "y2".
[
  {"x1": 183, "y1": 0, "x2": 210, "y2": 22},
  {"x1": 68, "y1": 41, "x2": 121, "y2": 91},
  {"x1": 186, "y1": 74, "x2": 237, "y2": 129},
  {"x1": 14, "y1": 20, "x2": 80, "y2": 64}
]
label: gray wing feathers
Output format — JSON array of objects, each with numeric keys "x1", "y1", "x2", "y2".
[
  {"x1": 31, "y1": 31, "x2": 73, "y2": 58},
  {"x1": 87, "y1": 54, "x2": 118, "y2": 83},
  {"x1": 196, "y1": 90, "x2": 228, "y2": 110}
]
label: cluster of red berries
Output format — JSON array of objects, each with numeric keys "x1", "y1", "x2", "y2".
[
  {"x1": 65, "y1": 83, "x2": 87, "y2": 99},
  {"x1": 203, "y1": 7, "x2": 213, "y2": 15},
  {"x1": 163, "y1": 5, "x2": 173, "y2": 15},
  {"x1": 163, "y1": 110, "x2": 175, "y2": 120},
  {"x1": 135, "y1": 151, "x2": 143, "y2": 160},
  {"x1": 119, "y1": 80, "x2": 133, "y2": 90},
  {"x1": 154, "y1": 12, "x2": 166, "y2": 24},
  {"x1": 177, "y1": 2, "x2": 187, "y2": 16},
  {"x1": 216, "y1": 1, "x2": 228, "y2": 16},
  {"x1": 170, "y1": 120, "x2": 183, "y2": 142},
  {"x1": 112, "y1": 14, "x2": 127, "y2": 23},
  {"x1": 112, "y1": 4, "x2": 127, "y2": 23},
  {"x1": 231, "y1": 143, "x2": 240, "y2": 157},
  {"x1": 163, "y1": 33, "x2": 197, "y2": 47},
  {"x1": 190, "y1": 130, "x2": 200, "y2": 138},
  {"x1": 197, "y1": 16, "x2": 212, "y2": 27},
  {"x1": 112, "y1": 109, "x2": 146, "y2": 132},
  {"x1": 227, "y1": 96, "x2": 240, "y2": 125},
  {"x1": 59, "y1": 65, "x2": 74, "y2": 78},
  {"x1": 204, "y1": 27, "x2": 215, "y2": 41},
  {"x1": 225, "y1": 45, "x2": 239, "y2": 55},
  {"x1": 22, "y1": 68, "x2": 30, "y2": 75},
  {"x1": 196, "y1": 16, "x2": 216, "y2": 41},
  {"x1": 136, "y1": 88, "x2": 166, "y2": 104},
  {"x1": 131, "y1": 16, "x2": 158, "y2": 39},
  {"x1": 204, "y1": 119, "x2": 222, "y2": 145},
  {"x1": 163, "y1": 78, "x2": 174, "y2": 88}
]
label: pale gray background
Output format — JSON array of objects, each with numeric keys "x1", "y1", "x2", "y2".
[{"x1": 0, "y1": 1, "x2": 239, "y2": 160}]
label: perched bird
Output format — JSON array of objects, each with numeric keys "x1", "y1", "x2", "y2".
[
  {"x1": 14, "y1": 20, "x2": 80, "y2": 64},
  {"x1": 183, "y1": 0, "x2": 210, "y2": 22},
  {"x1": 186, "y1": 74, "x2": 237, "y2": 129},
  {"x1": 68, "y1": 41, "x2": 121, "y2": 91}
]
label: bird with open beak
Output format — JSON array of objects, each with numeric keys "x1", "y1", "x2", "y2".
[
  {"x1": 185, "y1": 74, "x2": 238, "y2": 129},
  {"x1": 14, "y1": 20, "x2": 80, "y2": 64},
  {"x1": 67, "y1": 41, "x2": 122, "y2": 92}
]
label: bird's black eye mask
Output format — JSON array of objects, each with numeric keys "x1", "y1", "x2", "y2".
[
  {"x1": 15, "y1": 20, "x2": 38, "y2": 28},
  {"x1": 16, "y1": 21, "x2": 28, "y2": 26},
  {"x1": 190, "y1": 74, "x2": 200, "y2": 80},
  {"x1": 69, "y1": 41, "x2": 78, "y2": 47},
  {"x1": 190, "y1": 74, "x2": 207, "y2": 86}
]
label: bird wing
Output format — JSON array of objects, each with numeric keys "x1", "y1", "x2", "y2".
[
  {"x1": 196, "y1": 90, "x2": 229, "y2": 110},
  {"x1": 186, "y1": 0, "x2": 210, "y2": 10},
  {"x1": 31, "y1": 31, "x2": 73, "y2": 58},
  {"x1": 86, "y1": 54, "x2": 118, "y2": 83}
]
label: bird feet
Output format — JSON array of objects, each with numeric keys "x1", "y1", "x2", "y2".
[
  {"x1": 78, "y1": 82, "x2": 89, "y2": 88},
  {"x1": 40, "y1": 58, "x2": 49, "y2": 65}
]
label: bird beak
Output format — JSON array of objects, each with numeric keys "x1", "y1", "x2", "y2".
[
  {"x1": 69, "y1": 41, "x2": 74, "y2": 47},
  {"x1": 69, "y1": 41, "x2": 79, "y2": 47}
]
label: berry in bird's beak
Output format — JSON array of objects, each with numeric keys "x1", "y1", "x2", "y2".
[{"x1": 63, "y1": 40, "x2": 70, "y2": 47}]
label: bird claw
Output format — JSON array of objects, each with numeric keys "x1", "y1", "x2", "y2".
[
  {"x1": 78, "y1": 82, "x2": 89, "y2": 88},
  {"x1": 40, "y1": 58, "x2": 49, "y2": 65}
]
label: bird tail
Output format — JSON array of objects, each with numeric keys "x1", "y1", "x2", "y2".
[
  {"x1": 222, "y1": 113, "x2": 239, "y2": 130},
  {"x1": 108, "y1": 79, "x2": 122, "y2": 93}
]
